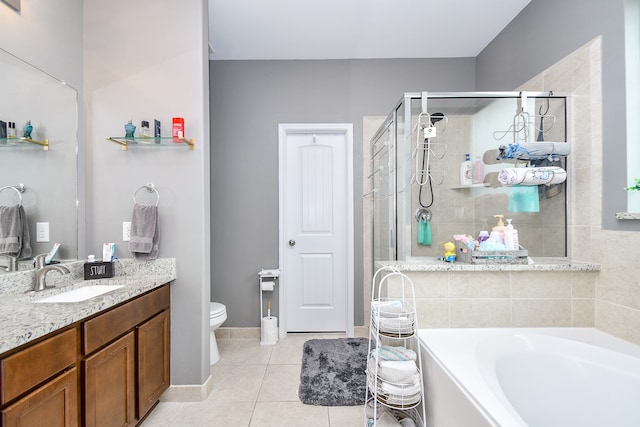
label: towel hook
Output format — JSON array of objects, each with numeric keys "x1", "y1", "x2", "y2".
[
  {"x1": 133, "y1": 183, "x2": 160, "y2": 206},
  {"x1": 0, "y1": 184, "x2": 26, "y2": 206}
]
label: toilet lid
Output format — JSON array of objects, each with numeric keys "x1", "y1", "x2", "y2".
[{"x1": 210, "y1": 302, "x2": 226, "y2": 318}]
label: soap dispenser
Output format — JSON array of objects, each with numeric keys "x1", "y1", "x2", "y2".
[{"x1": 504, "y1": 219, "x2": 515, "y2": 250}]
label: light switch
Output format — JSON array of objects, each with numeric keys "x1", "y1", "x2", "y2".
[
  {"x1": 36, "y1": 222, "x2": 50, "y2": 242},
  {"x1": 123, "y1": 222, "x2": 131, "y2": 241}
]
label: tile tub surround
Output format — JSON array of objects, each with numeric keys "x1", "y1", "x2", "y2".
[
  {"x1": 0, "y1": 258, "x2": 176, "y2": 355},
  {"x1": 374, "y1": 259, "x2": 600, "y2": 329}
]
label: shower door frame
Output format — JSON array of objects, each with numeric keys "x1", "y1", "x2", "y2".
[{"x1": 373, "y1": 91, "x2": 570, "y2": 264}]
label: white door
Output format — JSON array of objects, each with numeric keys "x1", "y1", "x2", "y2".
[{"x1": 279, "y1": 124, "x2": 354, "y2": 335}]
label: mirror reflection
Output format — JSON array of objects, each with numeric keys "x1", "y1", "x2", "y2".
[{"x1": 0, "y1": 48, "x2": 78, "y2": 271}]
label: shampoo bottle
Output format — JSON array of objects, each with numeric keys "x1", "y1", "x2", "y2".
[
  {"x1": 492, "y1": 215, "x2": 506, "y2": 243},
  {"x1": 460, "y1": 153, "x2": 473, "y2": 186},
  {"x1": 473, "y1": 156, "x2": 484, "y2": 184}
]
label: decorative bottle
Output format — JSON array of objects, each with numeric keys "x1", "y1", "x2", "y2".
[
  {"x1": 460, "y1": 154, "x2": 473, "y2": 186},
  {"x1": 22, "y1": 120, "x2": 33, "y2": 139},
  {"x1": 124, "y1": 120, "x2": 136, "y2": 139}
]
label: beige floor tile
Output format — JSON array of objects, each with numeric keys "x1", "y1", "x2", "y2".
[
  {"x1": 139, "y1": 402, "x2": 184, "y2": 427},
  {"x1": 268, "y1": 335, "x2": 309, "y2": 364},
  {"x1": 208, "y1": 364, "x2": 267, "y2": 402},
  {"x1": 328, "y1": 405, "x2": 365, "y2": 427},
  {"x1": 250, "y1": 401, "x2": 329, "y2": 427},
  {"x1": 171, "y1": 400, "x2": 254, "y2": 426},
  {"x1": 257, "y1": 364, "x2": 302, "y2": 402},
  {"x1": 217, "y1": 339, "x2": 273, "y2": 366}
]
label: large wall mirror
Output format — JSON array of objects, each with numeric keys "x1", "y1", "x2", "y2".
[{"x1": 0, "y1": 48, "x2": 78, "y2": 268}]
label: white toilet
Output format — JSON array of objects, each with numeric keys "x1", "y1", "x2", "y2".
[{"x1": 209, "y1": 302, "x2": 227, "y2": 365}]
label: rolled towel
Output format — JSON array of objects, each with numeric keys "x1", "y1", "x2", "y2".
[
  {"x1": 377, "y1": 316, "x2": 414, "y2": 333},
  {"x1": 371, "y1": 345, "x2": 417, "y2": 362},
  {"x1": 498, "y1": 166, "x2": 566, "y2": 186},
  {"x1": 0, "y1": 205, "x2": 31, "y2": 258},
  {"x1": 371, "y1": 300, "x2": 405, "y2": 316},
  {"x1": 378, "y1": 360, "x2": 419, "y2": 384},
  {"x1": 497, "y1": 142, "x2": 570, "y2": 160},
  {"x1": 377, "y1": 412, "x2": 402, "y2": 427},
  {"x1": 381, "y1": 379, "x2": 421, "y2": 397},
  {"x1": 128, "y1": 203, "x2": 159, "y2": 259},
  {"x1": 399, "y1": 418, "x2": 417, "y2": 427}
]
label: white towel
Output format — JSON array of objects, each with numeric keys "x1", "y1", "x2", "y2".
[
  {"x1": 497, "y1": 141, "x2": 570, "y2": 160},
  {"x1": 0, "y1": 205, "x2": 31, "y2": 259},
  {"x1": 128, "y1": 203, "x2": 159, "y2": 259},
  {"x1": 371, "y1": 300, "x2": 405, "y2": 316},
  {"x1": 378, "y1": 360, "x2": 419, "y2": 384},
  {"x1": 376, "y1": 316, "x2": 414, "y2": 333},
  {"x1": 498, "y1": 166, "x2": 566, "y2": 186}
]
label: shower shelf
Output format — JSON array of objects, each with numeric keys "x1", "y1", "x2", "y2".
[
  {"x1": 105, "y1": 136, "x2": 195, "y2": 151},
  {"x1": 450, "y1": 183, "x2": 488, "y2": 189}
]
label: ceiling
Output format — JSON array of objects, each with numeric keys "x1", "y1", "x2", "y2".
[{"x1": 208, "y1": 0, "x2": 531, "y2": 61}]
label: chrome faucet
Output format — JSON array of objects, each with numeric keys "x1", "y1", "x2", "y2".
[
  {"x1": 33, "y1": 254, "x2": 70, "y2": 292},
  {"x1": 0, "y1": 254, "x2": 18, "y2": 272}
]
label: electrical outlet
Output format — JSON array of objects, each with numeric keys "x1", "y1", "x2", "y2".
[
  {"x1": 123, "y1": 222, "x2": 131, "y2": 241},
  {"x1": 36, "y1": 222, "x2": 50, "y2": 242}
]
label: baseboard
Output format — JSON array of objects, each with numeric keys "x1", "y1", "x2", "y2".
[
  {"x1": 217, "y1": 326, "x2": 367, "y2": 340},
  {"x1": 160, "y1": 374, "x2": 213, "y2": 402},
  {"x1": 216, "y1": 327, "x2": 261, "y2": 339}
]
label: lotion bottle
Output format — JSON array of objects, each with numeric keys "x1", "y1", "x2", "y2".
[
  {"x1": 504, "y1": 219, "x2": 515, "y2": 250},
  {"x1": 460, "y1": 153, "x2": 473, "y2": 186}
]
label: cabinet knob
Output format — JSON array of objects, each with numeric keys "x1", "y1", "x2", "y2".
[{"x1": 288, "y1": 240, "x2": 296, "y2": 246}]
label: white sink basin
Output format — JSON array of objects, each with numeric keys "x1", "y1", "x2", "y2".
[{"x1": 34, "y1": 285, "x2": 124, "y2": 303}]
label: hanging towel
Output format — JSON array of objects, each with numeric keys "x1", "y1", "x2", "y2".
[
  {"x1": 0, "y1": 205, "x2": 31, "y2": 259},
  {"x1": 498, "y1": 166, "x2": 566, "y2": 186},
  {"x1": 417, "y1": 217, "x2": 432, "y2": 246},
  {"x1": 128, "y1": 203, "x2": 159, "y2": 259}
]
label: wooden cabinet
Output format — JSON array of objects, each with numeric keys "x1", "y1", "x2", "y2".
[
  {"x1": 82, "y1": 284, "x2": 170, "y2": 426},
  {"x1": 136, "y1": 310, "x2": 170, "y2": 418},
  {"x1": 0, "y1": 328, "x2": 78, "y2": 427},
  {"x1": 0, "y1": 283, "x2": 170, "y2": 427},
  {"x1": 2, "y1": 368, "x2": 78, "y2": 427},
  {"x1": 84, "y1": 333, "x2": 136, "y2": 427}
]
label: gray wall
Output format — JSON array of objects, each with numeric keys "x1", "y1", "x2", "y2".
[
  {"x1": 210, "y1": 58, "x2": 476, "y2": 327},
  {"x1": 477, "y1": 0, "x2": 638, "y2": 231}
]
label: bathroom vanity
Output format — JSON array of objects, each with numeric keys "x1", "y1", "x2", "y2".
[{"x1": 0, "y1": 258, "x2": 175, "y2": 427}]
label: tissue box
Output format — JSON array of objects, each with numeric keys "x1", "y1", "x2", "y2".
[
  {"x1": 84, "y1": 261, "x2": 114, "y2": 280},
  {"x1": 455, "y1": 241, "x2": 528, "y2": 264}
]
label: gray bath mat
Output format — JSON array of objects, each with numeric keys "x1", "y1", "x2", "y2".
[{"x1": 298, "y1": 338, "x2": 368, "y2": 406}]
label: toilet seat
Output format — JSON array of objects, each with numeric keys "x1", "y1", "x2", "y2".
[{"x1": 210, "y1": 302, "x2": 226, "y2": 319}]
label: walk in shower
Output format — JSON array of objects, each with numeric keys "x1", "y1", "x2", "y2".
[{"x1": 368, "y1": 91, "x2": 569, "y2": 263}]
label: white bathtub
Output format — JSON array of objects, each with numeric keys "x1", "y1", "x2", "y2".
[{"x1": 418, "y1": 328, "x2": 640, "y2": 427}]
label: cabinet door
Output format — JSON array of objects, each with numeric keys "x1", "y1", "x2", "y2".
[
  {"x1": 2, "y1": 367, "x2": 78, "y2": 427},
  {"x1": 136, "y1": 309, "x2": 170, "y2": 420},
  {"x1": 84, "y1": 332, "x2": 135, "y2": 427}
]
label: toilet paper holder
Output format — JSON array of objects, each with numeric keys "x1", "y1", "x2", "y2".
[{"x1": 258, "y1": 268, "x2": 280, "y2": 345}]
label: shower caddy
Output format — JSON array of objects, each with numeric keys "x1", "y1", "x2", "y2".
[{"x1": 365, "y1": 266, "x2": 426, "y2": 427}]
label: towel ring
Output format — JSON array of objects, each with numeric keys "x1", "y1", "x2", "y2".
[
  {"x1": 133, "y1": 183, "x2": 160, "y2": 206},
  {"x1": 0, "y1": 184, "x2": 26, "y2": 206}
]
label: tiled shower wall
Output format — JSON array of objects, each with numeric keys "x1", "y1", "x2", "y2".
[{"x1": 364, "y1": 37, "x2": 640, "y2": 345}]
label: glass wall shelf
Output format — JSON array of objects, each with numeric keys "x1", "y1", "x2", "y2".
[
  {"x1": 105, "y1": 136, "x2": 195, "y2": 151},
  {"x1": 0, "y1": 137, "x2": 49, "y2": 150}
]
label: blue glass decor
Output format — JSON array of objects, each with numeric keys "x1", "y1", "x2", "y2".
[
  {"x1": 124, "y1": 120, "x2": 136, "y2": 139},
  {"x1": 22, "y1": 120, "x2": 32, "y2": 138}
]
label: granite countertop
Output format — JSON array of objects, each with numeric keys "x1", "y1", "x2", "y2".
[
  {"x1": 376, "y1": 257, "x2": 601, "y2": 272},
  {"x1": 0, "y1": 258, "x2": 176, "y2": 356}
]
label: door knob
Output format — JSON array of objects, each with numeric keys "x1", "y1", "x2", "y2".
[{"x1": 289, "y1": 239, "x2": 296, "y2": 246}]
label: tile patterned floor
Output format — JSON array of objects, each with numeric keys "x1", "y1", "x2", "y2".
[{"x1": 141, "y1": 334, "x2": 365, "y2": 426}]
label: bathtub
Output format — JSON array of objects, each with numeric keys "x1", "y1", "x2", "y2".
[{"x1": 418, "y1": 328, "x2": 640, "y2": 427}]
